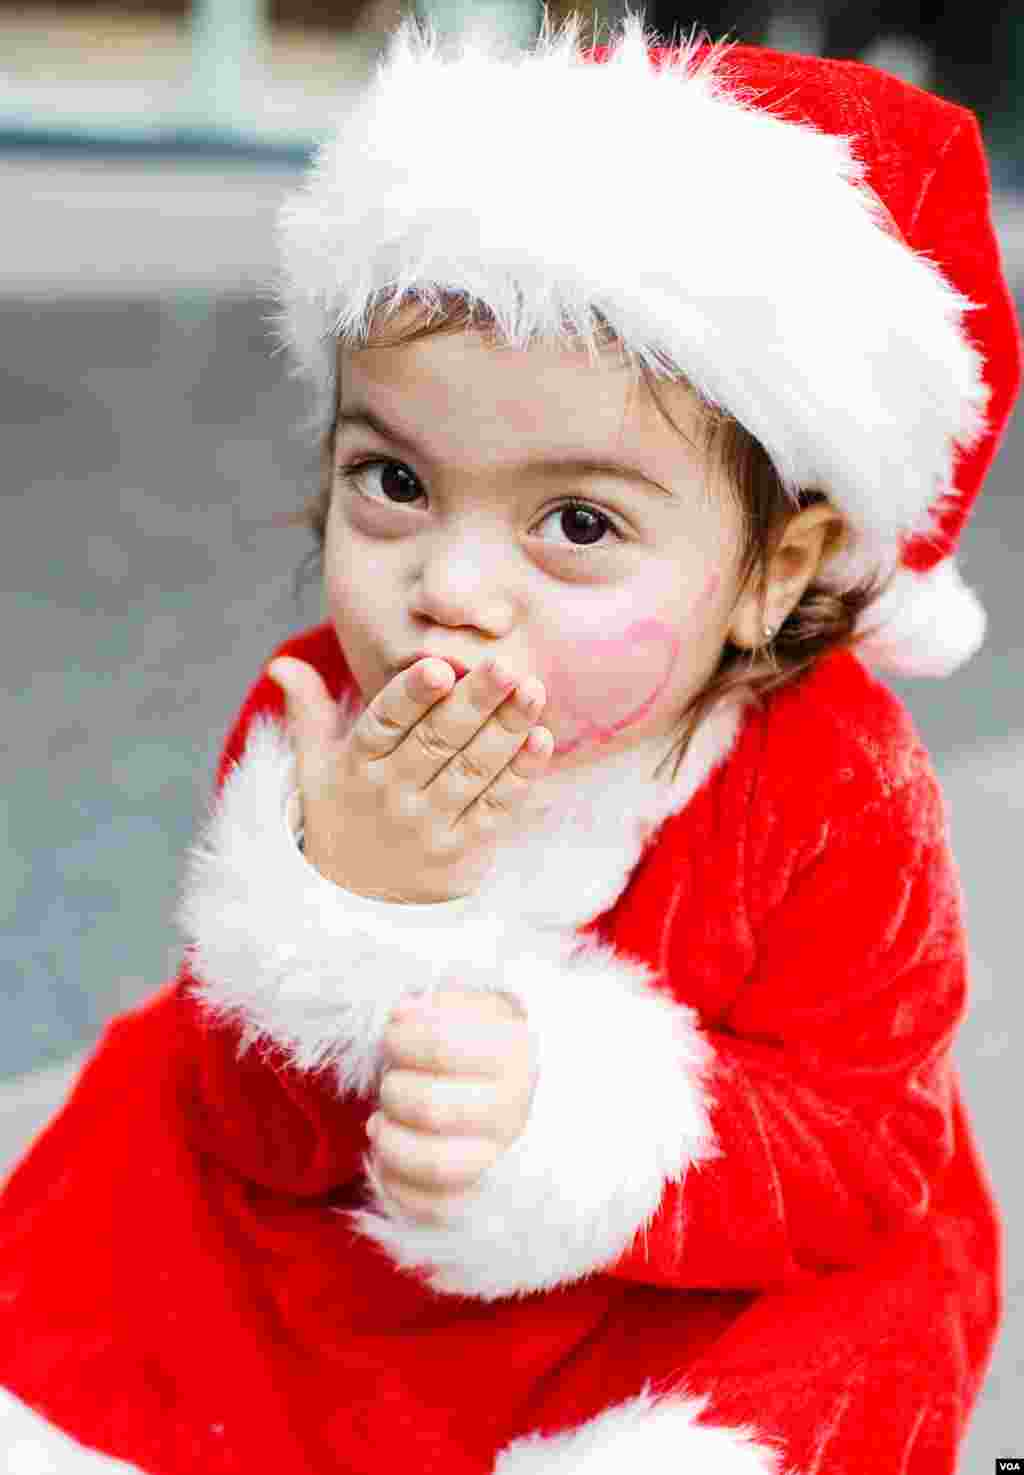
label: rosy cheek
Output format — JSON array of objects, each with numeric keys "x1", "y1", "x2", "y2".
[{"x1": 537, "y1": 572, "x2": 720, "y2": 757}]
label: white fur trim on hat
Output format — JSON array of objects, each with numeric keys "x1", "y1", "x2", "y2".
[
  {"x1": 850, "y1": 554, "x2": 988, "y2": 677},
  {"x1": 270, "y1": 8, "x2": 988, "y2": 591}
]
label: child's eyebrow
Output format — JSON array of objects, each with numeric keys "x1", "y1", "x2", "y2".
[{"x1": 336, "y1": 406, "x2": 680, "y2": 503}]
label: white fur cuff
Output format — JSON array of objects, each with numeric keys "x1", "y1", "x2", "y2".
[
  {"x1": 346, "y1": 931, "x2": 718, "y2": 1300},
  {"x1": 493, "y1": 1388, "x2": 785, "y2": 1473},
  {"x1": 0, "y1": 1385, "x2": 145, "y2": 1473},
  {"x1": 175, "y1": 715, "x2": 514, "y2": 1099}
]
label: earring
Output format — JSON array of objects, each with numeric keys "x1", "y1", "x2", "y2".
[{"x1": 763, "y1": 622, "x2": 776, "y2": 642}]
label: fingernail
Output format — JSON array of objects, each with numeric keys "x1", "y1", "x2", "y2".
[
  {"x1": 366, "y1": 1112, "x2": 380, "y2": 1139},
  {"x1": 421, "y1": 661, "x2": 450, "y2": 690}
]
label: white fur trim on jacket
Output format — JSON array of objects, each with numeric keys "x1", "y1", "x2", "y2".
[
  {"x1": 271, "y1": 9, "x2": 989, "y2": 596},
  {"x1": 492, "y1": 1387, "x2": 787, "y2": 1473},
  {"x1": 0, "y1": 1385, "x2": 145, "y2": 1473},
  {"x1": 348, "y1": 925, "x2": 716, "y2": 1300},
  {"x1": 175, "y1": 712, "x2": 727, "y2": 1296},
  {"x1": 176, "y1": 716, "x2": 507, "y2": 1099}
]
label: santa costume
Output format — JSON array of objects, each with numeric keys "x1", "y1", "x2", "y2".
[{"x1": 1, "y1": 12, "x2": 1020, "y2": 1473}]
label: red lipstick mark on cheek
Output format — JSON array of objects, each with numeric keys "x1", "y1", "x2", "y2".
[{"x1": 540, "y1": 572, "x2": 721, "y2": 758}]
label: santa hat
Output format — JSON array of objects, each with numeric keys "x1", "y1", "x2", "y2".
[{"x1": 271, "y1": 8, "x2": 1021, "y2": 678}]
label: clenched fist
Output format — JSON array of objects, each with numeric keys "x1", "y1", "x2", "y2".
[
  {"x1": 367, "y1": 986, "x2": 537, "y2": 1225},
  {"x1": 265, "y1": 652, "x2": 553, "y2": 904}
]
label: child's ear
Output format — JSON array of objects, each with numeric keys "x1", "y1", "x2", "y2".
[
  {"x1": 775, "y1": 504, "x2": 848, "y2": 580},
  {"x1": 728, "y1": 504, "x2": 845, "y2": 650},
  {"x1": 818, "y1": 512, "x2": 850, "y2": 565}
]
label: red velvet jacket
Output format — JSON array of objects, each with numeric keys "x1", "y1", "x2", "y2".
[{"x1": 0, "y1": 624, "x2": 1001, "y2": 1474}]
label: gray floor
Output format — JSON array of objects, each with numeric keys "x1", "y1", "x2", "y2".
[{"x1": 1, "y1": 162, "x2": 1022, "y2": 1468}]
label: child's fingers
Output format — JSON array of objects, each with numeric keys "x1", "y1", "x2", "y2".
[
  {"x1": 378, "y1": 1069, "x2": 507, "y2": 1138},
  {"x1": 352, "y1": 657, "x2": 549, "y2": 817},
  {"x1": 366, "y1": 1157, "x2": 464, "y2": 1227},
  {"x1": 349, "y1": 658, "x2": 456, "y2": 763},
  {"x1": 265, "y1": 657, "x2": 339, "y2": 754},
  {"x1": 383, "y1": 1004, "x2": 515, "y2": 1079},
  {"x1": 369, "y1": 1114, "x2": 497, "y2": 1193},
  {"x1": 291, "y1": 651, "x2": 552, "y2": 902},
  {"x1": 422, "y1": 675, "x2": 546, "y2": 820},
  {"x1": 388, "y1": 657, "x2": 525, "y2": 791},
  {"x1": 457, "y1": 724, "x2": 554, "y2": 830}
]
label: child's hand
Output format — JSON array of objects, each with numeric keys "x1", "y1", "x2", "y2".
[
  {"x1": 265, "y1": 653, "x2": 552, "y2": 903},
  {"x1": 367, "y1": 986, "x2": 536, "y2": 1225}
]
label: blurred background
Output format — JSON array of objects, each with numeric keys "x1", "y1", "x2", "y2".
[{"x1": 1, "y1": 0, "x2": 1021, "y2": 1465}]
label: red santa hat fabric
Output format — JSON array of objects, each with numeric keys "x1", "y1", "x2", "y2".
[{"x1": 271, "y1": 8, "x2": 1022, "y2": 678}]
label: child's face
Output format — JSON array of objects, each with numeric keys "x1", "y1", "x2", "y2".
[{"x1": 324, "y1": 308, "x2": 748, "y2": 774}]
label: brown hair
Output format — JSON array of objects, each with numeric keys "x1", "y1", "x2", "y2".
[{"x1": 279, "y1": 293, "x2": 891, "y2": 784}]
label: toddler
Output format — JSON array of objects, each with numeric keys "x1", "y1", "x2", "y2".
[{"x1": 1, "y1": 10, "x2": 1020, "y2": 1473}]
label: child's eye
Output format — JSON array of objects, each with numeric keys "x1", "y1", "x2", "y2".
[{"x1": 336, "y1": 458, "x2": 626, "y2": 553}]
